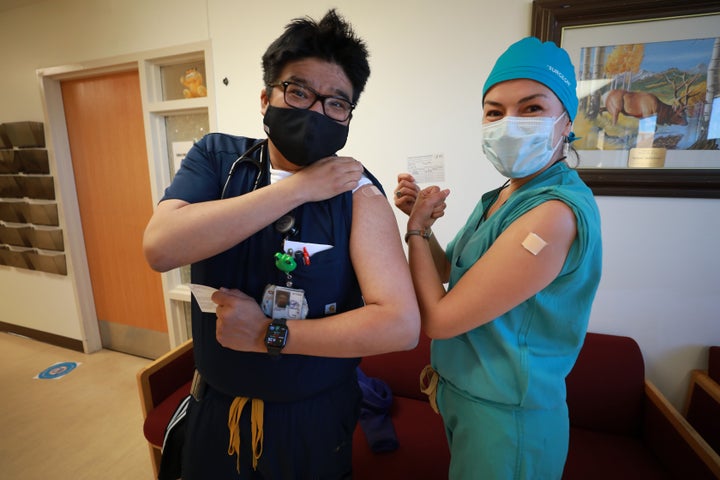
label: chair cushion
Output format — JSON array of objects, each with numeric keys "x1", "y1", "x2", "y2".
[
  {"x1": 352, "y1": 396, "x2": 449, "y2": 480},
  {"x1": 359, "y1": 334, "x2": 431, "y2": 401},
  {"x1": 566, "y1": 333, "x2": 645, "y2": 436},
  {"x1": 563, "y1": 427, "x2": 668, "y2": 479},
  {"x1": 143, "y1": 381, "x2": 192, "y2": 447},
  {"x1": 145, "y1": 383, "x2": 450, "y2": 478}
]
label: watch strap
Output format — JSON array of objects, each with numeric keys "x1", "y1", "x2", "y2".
[{"x1": 404, "y1": 227, "x2": 433, "y2": 243}]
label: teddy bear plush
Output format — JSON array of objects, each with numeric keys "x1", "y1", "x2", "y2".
[{"x1": 180, "y1": 67, "x2": 207, "y2": 98}]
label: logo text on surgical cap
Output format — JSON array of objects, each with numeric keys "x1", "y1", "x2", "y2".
[{"x1": 547, "y1": 65, "x2": 570, "y2": 86}]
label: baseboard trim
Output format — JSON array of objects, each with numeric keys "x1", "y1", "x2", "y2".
[
  {"x1": 98, "y1": 320, "x2": 170, "y2": 360},
  {"x1": 0, "y1": 321, "x2": 84, "y2": 352}
]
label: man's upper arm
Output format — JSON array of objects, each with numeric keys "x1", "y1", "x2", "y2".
[{"x1": 349, "y1": 184, "x2": 413, "y2": 305}]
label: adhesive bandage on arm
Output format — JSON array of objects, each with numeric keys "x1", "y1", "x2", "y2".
[
  {"x1": 351, "y1": 174, "x2": 372, "y2": 193},
  {"x1": 522, "y1": 232, "x2": 548, "y2": 256},
  {"x1": 360, "y1": 185, "x2": 383, "y2": 197}
]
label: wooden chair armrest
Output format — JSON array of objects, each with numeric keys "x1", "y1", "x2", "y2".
[
  {"x1": 695, "y1": 369, "x2": 720, "y2": 402},
  {"x1": 645, "y1": 380, "x2": 720, "y2": 478},
  {"x1": 684, "y1": 369, "x2": 720, "y2": 414},
  {"x1": 683, "y1": 369, "x2": 720, "y2": 457},
  {"x1": 136, "y1": 339, "x2": 194, "y2": 418}
]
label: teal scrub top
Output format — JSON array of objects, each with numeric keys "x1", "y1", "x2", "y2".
[{"x1": 433, "y1": 162, "x2": 602, "y2": 410}]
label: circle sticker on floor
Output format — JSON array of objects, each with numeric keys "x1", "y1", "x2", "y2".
[{"x1": 36, "y1": 361, "x2": 79, "y2": 380}]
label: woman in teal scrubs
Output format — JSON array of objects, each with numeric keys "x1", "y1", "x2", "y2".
[{"x1": 394, "y1": 37, "x2": 602, "y2": 479}]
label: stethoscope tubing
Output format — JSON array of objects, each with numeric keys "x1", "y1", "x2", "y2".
[{"x1": 220, "y1": 139, "x2": 268, "y2": 199}]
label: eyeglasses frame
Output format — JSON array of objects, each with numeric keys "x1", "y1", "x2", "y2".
[{"x1": 268, "y1": 81, "x2": 356, "y2": 122}]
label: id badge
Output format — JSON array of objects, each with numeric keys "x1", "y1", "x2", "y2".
[{"x1": 261, "y1": 284, "x2": 309, "y2": 320}]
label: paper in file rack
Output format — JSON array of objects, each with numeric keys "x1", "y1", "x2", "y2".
[
  {"x1": 24, "y1": 201, "x2": 59, "y2": 226},
  {"x1": 0, "y1": 245, "x2": 66, "y2": 275},
  {"x1": 27, "y1": 225, "x2": 63, "y2": 251},
  {"x1": 0, "y1": 175, "x2": 55, "y2": 200},
  {"x1": 0, "y1": 124, "x2": 10, "y2": 149},
  {"x1": 0, "y1": 150, "x2": 21, "y2": 174},
  {"x1": 25, "y1": 248, "x2": 67, "y2": 275},
  {"x1": 0, "y1": 201, "x2": 58, "y2": 226},
  {"x1": 15, "y1": 149, "x2": 49, "y2": 174},
  {"x1": 0, "y1": 245, "x2": 32, "y2": 269},
  {"x1": 0, "y1": 150, "x2": 49, "y2": 174},
  {"x1": 16, "y1": 175, "x2": 55, "y2": 200},
  {"x1": 0, "y1": 175, "x2": 21, "y2": 198},
  {"x1": 0, "y1": 223, "x2": 64, "y2": 250},
  {"x1": 2, "y1": 122, "x2": 45, "y2": 148},
  {"x1": 0, "y1": 202, "x2": 16, "y2": 222},
  {"x1": 0, "y1": 223, "x2": 30, "y2": 247}
]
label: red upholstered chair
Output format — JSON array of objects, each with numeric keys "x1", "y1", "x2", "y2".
[
  {"x1": 563, "y1": 332, "x2": 720, "y2": 479},
  {"x1": 352, "y1": 333, "x2": 450, "y2": 479},
  {"x1": 137, "y1": 335, "x2": 450, "y2": 480},
  {"x1": 138, "y1": 333, "x2": 719, "y2": 479},
  {"x1": 136, "y1": 339, "x2": 194, "y2": 478},
  {"x1": 683, "y1": 345, "x2": 720, "y2": 457}
]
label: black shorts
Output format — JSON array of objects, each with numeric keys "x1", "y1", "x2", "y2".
[{"x1": 181, "y1": 376, "x2": 361, "y2": 480}]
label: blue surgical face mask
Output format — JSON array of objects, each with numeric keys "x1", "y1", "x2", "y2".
[{"x1": 481, "y1": 115, "x2": 565, "y2": 178}]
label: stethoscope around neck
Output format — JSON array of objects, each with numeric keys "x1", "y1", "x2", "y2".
[
  {"x1": 220, "y1": 139, "x2": 268, "y2": 199},
  {"x1": 219, "y1": 138, "x2": 298, "y2": 240}
]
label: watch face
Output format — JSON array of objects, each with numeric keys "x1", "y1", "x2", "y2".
[{"x1": 265, "y1": 323, "x2": 289, "y2": 347}]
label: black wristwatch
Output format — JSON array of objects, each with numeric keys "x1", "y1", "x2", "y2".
[{"x1": 265, "y1": 318, "x2": 289, "y2": 358}]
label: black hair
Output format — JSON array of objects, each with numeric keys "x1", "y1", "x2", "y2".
[{"x1": 261, "y1": 9, "x2": 370, "y2": 103}]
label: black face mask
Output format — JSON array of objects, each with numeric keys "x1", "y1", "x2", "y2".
[{"x1": 263, "y1": 105, "x2": 349, "y2": 167}]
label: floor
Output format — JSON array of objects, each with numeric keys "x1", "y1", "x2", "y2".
[{"x1": 0, "y1": 331, "x2": 156, "y2": 479}]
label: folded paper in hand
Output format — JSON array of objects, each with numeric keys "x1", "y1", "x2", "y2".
[{"x1": 188, "y1": 284, "x2": 218, "y2": 313}]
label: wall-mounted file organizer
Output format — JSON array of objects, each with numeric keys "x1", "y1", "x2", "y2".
[{"x1": 0, "y1": 121, "x2": 66, "y2": 275}]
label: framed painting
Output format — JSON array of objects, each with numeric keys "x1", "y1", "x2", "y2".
[{"x1": 531, "y1": 0, "x2": 720, "y2": 198}]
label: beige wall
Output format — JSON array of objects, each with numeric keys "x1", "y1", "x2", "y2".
[
  {"x1": 0, "y1": 0, "x2": 210, "y2": 342},
  {"x1": 1, "y1": 0, "x2": 719, "y2": 408}
]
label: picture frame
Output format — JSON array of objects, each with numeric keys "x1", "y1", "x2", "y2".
[{"x1": 531, "y1": 0, "x2": 720, "y2": 198}]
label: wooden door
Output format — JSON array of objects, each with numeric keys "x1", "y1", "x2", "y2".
[{"x1": 61, "y1": 70, "x2": 168, "y2": 358}]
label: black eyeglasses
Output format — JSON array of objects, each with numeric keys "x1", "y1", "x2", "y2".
[{"x1": 269, "y1": 81, "x2": 355, "y2": 122}]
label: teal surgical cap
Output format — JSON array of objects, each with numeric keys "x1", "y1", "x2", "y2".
[{"x1": 482, "y1": 36, "x2": 578, "y2": 121}]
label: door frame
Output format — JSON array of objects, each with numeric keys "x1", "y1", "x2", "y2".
[{"x1": 37, "y1": 42, "x2": 215, "y2": 352}]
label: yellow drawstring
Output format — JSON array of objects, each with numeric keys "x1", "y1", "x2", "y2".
[
  {"x1": 227, "y1": 397, "x2": 264, "y2": 472},
  {"x1": 420, "y1": 364, "x2": 440, "y2": 414}
]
